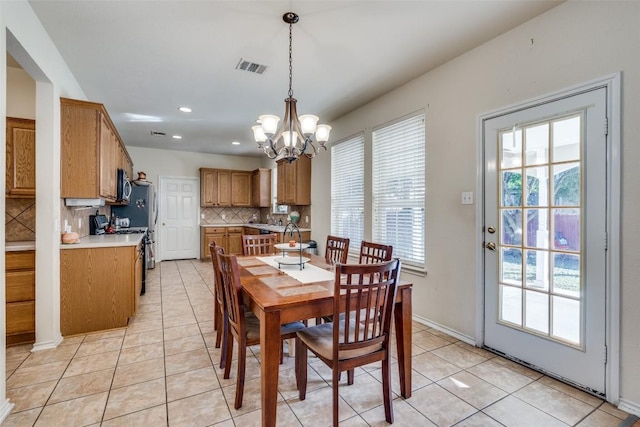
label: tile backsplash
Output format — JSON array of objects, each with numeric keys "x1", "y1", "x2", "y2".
[
  {"x1": 6, "y1": 198, "x2": 36, "y2": 241},
  {"x1": 200, "y1": 206, "x2": 311, "y2": 227},
  {"x1": 60, "y1": 205, "x2": 110, "y2": 238}
]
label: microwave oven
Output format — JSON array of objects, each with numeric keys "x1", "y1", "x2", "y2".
[{"x1": 116, "y1": 169, "x2": 132, "y2": 203}]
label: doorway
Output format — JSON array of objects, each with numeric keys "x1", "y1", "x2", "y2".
[
  {"x1": 479, "y1": 76, "x2": 620, "y2": 399},
  {"x1": 157, "y1": 176, "x2": 199, "y2": 261}
]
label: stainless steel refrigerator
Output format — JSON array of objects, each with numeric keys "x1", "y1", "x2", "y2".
[{"x1": 112, "y1": 184, "x2": 157, "y2": 269}]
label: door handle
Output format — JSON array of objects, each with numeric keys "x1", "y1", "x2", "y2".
[
  {"x1": 487, "y1": 226, "x2": 496, "y2": 234},
  {"x1": 485, "y1": 242, "x2": 496, "y2": 251}
]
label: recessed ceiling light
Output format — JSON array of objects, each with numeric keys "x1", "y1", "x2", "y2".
[
  {"x1": 232, "y1": 141, "x2": 241, "y2": 145},
  {"x1": 178, "y1": 107, "x2": 192, "y2": 113},
  {"x1": 172, "y1": 135, "x2": 182, "y2": 139}
]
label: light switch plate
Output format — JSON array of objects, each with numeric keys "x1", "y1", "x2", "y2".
[{"x1": 462, "y1": 192, "x2": 474, "y2": 205}]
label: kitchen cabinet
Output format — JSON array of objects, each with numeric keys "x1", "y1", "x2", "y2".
[
  {"x1": 243, "y1": 226, "x2": 261, "y2": 236},
  {"x1": 252, "y1": 168, "x2": 271, "y2": 207},
  {"x1": 227, "y1": 227, "x2": 244, "y2": 255},
  {"x1": 200, "y1": 168, "x2": 252, "y2": 207},
  {"x1": 60, "y1": 98, "x2": 133, "y2": 203},
  {"x1": 5, "y1": 250, "x2": 36, "y2": 345},
  {"x1": 6, "y1": 117, "x2": 36, "y2": 198},
  {"x1": 201, "y1": 227, "x2": 227, "y2": 260},
  {"x1": 276, "y1": 156, "x2": 311, "y2": 205},
  {"x1": 276, "y1": 230, "x2": 311, "y2": 244},
  {"x1": 200, "y1": 168, "x2": 230, "y2": 207},
  {"x1": 231, "y1": 171, "x2": 252, "y2": 206},
  {"x1": 60, "y1": 242, "x2": 142, "y2": 335}
]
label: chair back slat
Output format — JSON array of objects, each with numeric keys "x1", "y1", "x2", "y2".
[
  {"x1": 209, "y1": 242, "x2": 225, "y2": 308},
  {"x1": 333, "y1": 259, "x2": 401, "y2": 358},
  {"x1": 217, "y1": 252, "x2": 245, "y2": 337},
  {"x1": 325, "y1": 235, "x2": 350, "y2": 264},
  {"x1": 358, "y1": 240, "x2": 393, "y2": 264},
  {"x1": 242, "y1": 233, "x2": 277, "y2": 256}
]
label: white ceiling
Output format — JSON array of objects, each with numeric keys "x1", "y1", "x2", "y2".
[{"x1": 27, "y1": 0, "x2": 561, "y2": 157}]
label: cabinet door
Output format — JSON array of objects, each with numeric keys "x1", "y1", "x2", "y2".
[
  {"x1": 6, "y1": 301, "x2": 35, "y2": 335},
  {"x1": 99, "y1": 114, "x2": 117, "y2": 200},
  {"x1": 227, "y1": 232, "x2": 243, "y2": 255},
  {"x1": 252, "y1": 168, "x2": 271, "y2": 207},
  {"x1": 231, "y1": 172, "x2": 252, "y2": 206},
  {"x1": 217, "y1": 170, "x2": 231, "y2": 206},
  {"x1": 6, "y1": 118, "x2": 36, "y2": 198},
  {"x1": 200, "y1": 169, "x2": 218, "y2": 206},
  {"x1": 277, "y1": 160, "x2": 287, "y2": 205},
  {"x1": 203, "y1": 229, "x2": 226, "y2": 259}
]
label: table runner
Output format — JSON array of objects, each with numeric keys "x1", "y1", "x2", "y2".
[{"x1": 257, "y1": 256, "x2": 335, "y2": 284}]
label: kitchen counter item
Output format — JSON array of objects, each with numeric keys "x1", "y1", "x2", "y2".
[{"x1": 61, "y1": 232, "x2": 80, "y2": 244}]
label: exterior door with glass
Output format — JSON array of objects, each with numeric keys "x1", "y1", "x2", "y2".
[{"x1": 483, "y1": 87, "x2": 607, "y2": 394}]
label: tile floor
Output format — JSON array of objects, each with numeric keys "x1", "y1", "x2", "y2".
[{"x1": 3, "y1": 259, "x2": 632, "y2": 426}]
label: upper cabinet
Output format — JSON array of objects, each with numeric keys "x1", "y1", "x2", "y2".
[
  {"x1": 200, "y1": 168, "x2": 252, "y2": 207},
  {"x1": 251, "y1": 168, "x2": 271, "y2": 208},
  {"x1": 276, "y1": 156, "x2": 311, "y2": 205},
  {"x1": 60, "y1": 98, "x2": 133, "y2": 203},
  {"x1": 5, "y1": 117, "x2": 36, "y2": 198}
]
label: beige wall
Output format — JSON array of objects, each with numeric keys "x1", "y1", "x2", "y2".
[
  {"x1": 314, "y1": 1, "x2": 640, "y2": 409},
  {"x1": 6, "y1": 66, "x2": 35, "y2": 119}
]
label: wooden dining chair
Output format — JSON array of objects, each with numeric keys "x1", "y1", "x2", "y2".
[
  {"x1": 325, "y1": 235, "x2": 350, "y2": 265},
  {"x1": 242, "y1": 233, "x2": 278, "y2": 256},
  {"x1": 209, "y1": 241, "x2": 228, "y2": 369},
  {"x1": 216, "y1": 251, "x2": 305, "y2": 409},
  {"x1": 359, "y1": 240, "x2": 393, "y2": 264},
  {"x1": 295, "y1": 258, "x2": 401, "y2": 426}
]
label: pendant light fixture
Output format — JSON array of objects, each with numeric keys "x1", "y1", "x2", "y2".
[{"x1": 252, "y1": 12, "x2": 331, "y2": 163}]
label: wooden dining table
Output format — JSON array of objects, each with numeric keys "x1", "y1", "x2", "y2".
[{"x1": 233, "y1": 253, "x2": 413, "y2": 427}]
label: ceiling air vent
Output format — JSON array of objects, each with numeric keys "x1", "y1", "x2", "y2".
[
  {"x1": 150, "y1": 131, "x2": 166, "y2": 137},
  {"x1": 236, "y1": 58, "x2": 268, "y2": 75}
]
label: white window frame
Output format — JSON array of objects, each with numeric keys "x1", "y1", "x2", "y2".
[
  {"x1": 331, "y1": 133, "x2": 365, "y2": 255},
  {"x1": 372, "y1": 112, "x2": 426, "y2": 270}
]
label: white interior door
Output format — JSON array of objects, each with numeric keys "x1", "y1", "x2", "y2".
[
  {"x1": 483, "y1": 87, "x2": 607, "y2": 394},
  {"x1": 158, "y1": 176, "x2": 199, "y2": 261}
]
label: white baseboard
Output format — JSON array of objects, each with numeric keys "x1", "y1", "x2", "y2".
[
  {"x1": 618, "y1": 398, "x2": 640, "y2": 417},
  {"x1": 31, "y1": 333, "x2": 63, "y2": 352},
  {"x1": 0, "y1": 399, "x2": 15, "y2": 424},
  {"x1": 412, "y1": 314, "x2": 475, "y2": 346}
]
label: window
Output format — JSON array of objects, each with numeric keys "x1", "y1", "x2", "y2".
[
  {"x1": 372, "y1": 114, "x2": 425, "y2": 267},
  {"x1": 331, "y1": 134, "x2": 365, "y2": 251}
]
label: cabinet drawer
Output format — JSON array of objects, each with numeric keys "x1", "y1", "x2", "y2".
[
  {"x1": 205, "y1": 227, "x2": 227, "y2": 234},
  {"x1": 6, "y1": 271, "x2": 35, "y2": 302},
  {"x1": 227, "y1": 227, "x2": 243, "y2": 233},
  {"x1": 6, "y1": 251, "x2": 35, "y2": 271},
  {"x1": 6, "y1": 301, "x2": 35, "y2": 334}
]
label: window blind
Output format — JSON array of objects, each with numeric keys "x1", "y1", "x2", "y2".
[
  {"x1": 372, "y1": 114, "x2": 425, "y2": 266},
  {"x1": 331, "y1": 134, "x2": 365, "y2": 253}
]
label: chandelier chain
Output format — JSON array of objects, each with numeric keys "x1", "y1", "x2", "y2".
[{"x1": 288, "y1": 21, "x2": 293, "y2": 98}]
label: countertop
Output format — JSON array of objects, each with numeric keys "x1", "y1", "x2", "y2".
[
  {"x1": 6, "y1": 241, "x2": 36, "y2": 251},
  {"x1": 201, "y1": 223, "x2": 311, "y2": 233},
  {"x1": 60, "y1": 233, "x2": 145, "y2": 250}
]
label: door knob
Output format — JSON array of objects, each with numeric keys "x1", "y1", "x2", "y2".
[
  {"x1": 485, "y1": 242, "x2": 496, "y2": 251},
  {"x1": 487, "y1": 226, "x2": 496, "y2": 234},
  {"x1": 162, "y1": 223, "x2": 166, "y2": 226}
]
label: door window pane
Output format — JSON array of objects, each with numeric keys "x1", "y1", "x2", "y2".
[
  {"x1": 552, "y1": 116, "x2": 581, "y2": 162},
  {"x1": 501, "y1": 248, "x2": 522, "y2": 286},
  {"x1": 525, "y1": 123, "x2": 549, "y2": 166},
  {"x1": 525, "y1": 166, "x2": 549, "y2": 207},
  {"x1": 552, "y1": 163, "x2": 580, "y2": 206},
  {"x1": 501, "y1": 171, "x2": 522, "y2": 207},
  {"x1": 501, "y1": 129, "x2": 522, "y2": 169},
  {"x1": 500, "y1": 285, "x2": 522, "y2": 326},
  {"x1": 525, "y1": 290, "x2": 549, "y2": 334},
  {"x1": 552, "y1": 296, "x2": 581, "y2": 345},
  {"x1": 501, "y1": 209, "x2": 522, "y2": 246},
  {"x1": 525, "y1": 249, "x2": 549, "y2": 291},
  {"x1": 552, "y1": 253, "x2": 580, "y2": 298},
  {"x1": 525, "y1": 209, "x2": 549, "y2": 249},
  {"x1": 553, "y1": 208, "x2": 580, "y2": 251}
]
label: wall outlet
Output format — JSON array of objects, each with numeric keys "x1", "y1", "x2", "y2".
[
  {"x1": 201, "y1": 213, "x2": 205, "y2": 219},
  {"x1": 305, "y1": 216, "x2": 309, "y2": 224},
  {"x1": 221, "y1": 214, "x2": 226, "y2": 220},
  {"x1": 462, "y1": 192, "x2": 474, "y2": 205}
]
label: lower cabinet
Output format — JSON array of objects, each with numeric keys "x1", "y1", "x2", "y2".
[
  {"x1": 227, "y1": 227, "x2": 244, "y2": 255},
  {"x1": 201, "y1": 226, "x2": 244, "y2": 259},
  {"x1": 5, "y1": 250, "x2": 36, "y2": 346},
  {"x1": 60, "y1": 242, "x2": 142, "y2": 336}
]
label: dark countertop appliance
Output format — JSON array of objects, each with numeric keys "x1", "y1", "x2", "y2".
[{"x1": 89, "y1": 214, "x2": 109, "y2": 235}]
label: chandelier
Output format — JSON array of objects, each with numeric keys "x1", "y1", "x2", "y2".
[{"x1": 252, "y1": 12, "x2": 331, "y2": 163}]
